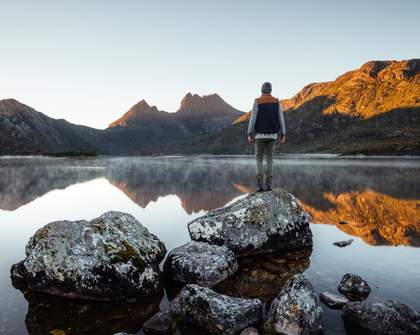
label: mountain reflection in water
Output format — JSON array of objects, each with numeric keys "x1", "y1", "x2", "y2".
[{"x1": 0, "y1": 156, "x2": 419, "y2": 246}]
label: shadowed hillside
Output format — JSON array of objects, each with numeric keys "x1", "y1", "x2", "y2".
[{"x1": 1, "y1": 59, "x2": 419, "y2": 155}]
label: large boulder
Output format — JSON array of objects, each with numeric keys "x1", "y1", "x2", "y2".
[
  {"x1": 10, "y1": 211, "x2": 166, "y2": 301},
  {"x1": 163, "y1": 241, "x2": 238, "y2": 287},
  {"x1": 264, "y1": 274, "x2": 324, "y2": 335},
  {"x1": 342, "y1": 300, "x2": 420, "y2": 335},
  {"x1": 338, "y1": 273, "x2": 371, "y2": 301},
  {"x1": 188, "y1": 189, "x2": 313, "y2": 256},
  {"x1": 170, "y1": 284, "x2": 262, "y2": 335}
]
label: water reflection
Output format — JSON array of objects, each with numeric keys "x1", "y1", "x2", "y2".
[
  {"x1": 302, "y1": 189, "x2": 420, "y2": 246},
  {"x1": 215, "y1": 249, "x2": 311, "y2": 302},
  {"x1": 1, "y1": 156, "x2": 419, "y2": 246},
  {"x1": 1, "y1": 156, "x2": 420, "y2": 335},
  {"x1": 22, "y1": 292, "x2": 161, "y2": 335}
]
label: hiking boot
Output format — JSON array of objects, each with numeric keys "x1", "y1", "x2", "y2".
[
  {"x1": 265, "y1": 179, "x2": 273, "y2": 191},
  {"x1": 256, "y1": 175, "x2": 264, "y2": 192}
]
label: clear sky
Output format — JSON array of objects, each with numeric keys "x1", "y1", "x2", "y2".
[{"x1": 1, "y1": 0, "x2": 419, "y2": 129}]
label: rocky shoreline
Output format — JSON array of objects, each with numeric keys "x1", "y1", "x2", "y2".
[{"x1": 10, "y1": 189, "x2": 420, "y2": 334}]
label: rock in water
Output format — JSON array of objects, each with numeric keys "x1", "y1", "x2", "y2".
[
  {"x1": 338, "y1": 273, "x2": 371, "y2": 301},
  {"x1": 10, "y1": 211, "x2": 166, "y2": 301},
  {"x1": 342, "y1": 300, "x2": 420, "y2": 335},
  {"x1": 163, "y1": 241, "x2": 238, "y2": 287},
  {"x1": 170, "y1": 284, "x2": 262, "y2": 335},
  {"x1": 188, "y1": 189, "x2": 313, "y2": 256},
  {"x1": 264, "y1": 274, "x2": 324, "y2": 335},
  {"x1": 319, "y1": 291, "x2": 349, "y2": 309},
  {"x1": 333, "y1": 239, "x2": 353, "y2": 247},
  {"x1": 143, "y1": 310, "x2": 175, "y2": 334}
]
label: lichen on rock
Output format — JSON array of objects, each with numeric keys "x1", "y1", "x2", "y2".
[
  {"x1": 11, "y1": 211, "x2": 166, "y2": 301},
  {"x1": 188, "y1": 189, "x2": 313, "y2": 256},
  {"x1": 170, "y1": 284, "x2": 262, "y2": 335},
  {"x1": 264, "y1": 274, "x2": 324, "y2": 335},
  {"x1": 163, "y1": 241, "x2": 238, "y2": 287}
]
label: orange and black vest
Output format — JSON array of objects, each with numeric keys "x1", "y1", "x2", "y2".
[{"x1": 255, "y1": 94, "x2": 280, "y2": 134}]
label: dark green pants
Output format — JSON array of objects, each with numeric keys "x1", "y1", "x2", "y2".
[{"x1": 255, "y1": 138, "x2": 276, "y2": 184}]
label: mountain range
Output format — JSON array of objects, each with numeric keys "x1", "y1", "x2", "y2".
[{"x1": 1, "y1": 59, "x2": 419, "y2": 155}]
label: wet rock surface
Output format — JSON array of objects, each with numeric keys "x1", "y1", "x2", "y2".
[
  {"x1": 319, "y1": 291, "x2": 349, "y2": 309},
  {"x1": 333, "y1": 239, "x2": 353, "y2": 247},
  {"x1": 170, "y1": 284, "x2": 262, "y2": 335},
  {"x1": 10, "y1": 211, "x2": 166, "y2": 301},
  {"x1": 264, "y1": 274, "x2": 324, "y2": 335},
  {"x1": 338, "y1": 273, "x2": 371, "y2": 301},
  {"x1": 342, "y1": 300, "x2": 420, "y2": 335},
  {"x1": 143, "y1": 310, "x2": 175, "y2": 334},
  {"x1": 239, "y1": 327, "x2": 259, "y2": 335},
  {"x1": 215, "y1": 249, "x2": 311, "y2": 302},
  {"x1": 163, "y1": 241, "x2": 238, "y2": 287},
  {"x1": 188, "y1": 189, "x2": 313, "y2": 256}
]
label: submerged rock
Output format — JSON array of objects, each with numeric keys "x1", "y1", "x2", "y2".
[
  {"x1": 188, "y1": 189, "x2": 313, "y2": 256},
  {"x1": 264, "y1": 274, "x2": 324, "y2": 335},
  {"x1": 163, "y1": 241, "x2": 238, "y2": 287},
  {"x1": 143, "y1": 310, "x2": 176, "y2": 334},
  {"x1": 10, "y1": 211, "x2": 166, "y2": 301},
  {"x1": 333, "y1": 239, "x2": 353, "y2": 247},
  {"x1": 215, "y1": 249, "x2": 311, "y2": 302},
  {"x1": 319, "y1": 291, "x2": 349, "y2": 309},
  {"x1": 342, "y1": 300, "x2": 420, "y2": 335},
  {"x1": 338, "y1": 273, "x2": 371, "y2": 301},
  {"x1": 170, "y1": 284, "x2": 262, "y2": 335}
]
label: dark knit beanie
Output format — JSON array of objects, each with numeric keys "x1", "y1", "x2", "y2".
[{"x1": 261, "y1": 82, "x2": 272, "y2": 94}]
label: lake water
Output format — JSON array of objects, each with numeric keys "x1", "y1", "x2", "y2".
[{"x1": 0, "y1": 155, "x2": 419, "y2": 334}]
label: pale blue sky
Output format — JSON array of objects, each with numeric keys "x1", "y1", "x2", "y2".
[{"x1": 1, "y1": 0, "x2": 419, "y2": 128}]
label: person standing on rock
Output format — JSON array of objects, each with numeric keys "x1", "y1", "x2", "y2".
[{"x1": 247, "y1": 82, "x2": 286, "y2": 192}]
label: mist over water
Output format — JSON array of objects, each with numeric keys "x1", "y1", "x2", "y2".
[{"x1": 0, "y1": 156, "x2": 419, "y2": 334}]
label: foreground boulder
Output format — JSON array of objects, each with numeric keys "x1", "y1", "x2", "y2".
[
  {"x1": 338, "y1": 273, "x2": 371, "y2": 301},
  {"x1": 163, "y1": 241, "x2": 238, "y2": 287},
  {"x1": 170, "y1": 284, "x2": 262, "y2": 335},
  {"x1": 264, "y1": 274, "x2": 323, "y2": 335},
  {"x1": 188, "y1": 189, "x2": 313, "y2": 256},
  {"x1": 11, "y1": 211, "x2": 166, "y2": 301},
  {"x1": 342, "y1": 300, "x2": 420, "y2": 335}
]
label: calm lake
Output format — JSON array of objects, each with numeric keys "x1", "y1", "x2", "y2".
[{"x1": 0, "y1": 155, "x2": 419, "y2": 335}]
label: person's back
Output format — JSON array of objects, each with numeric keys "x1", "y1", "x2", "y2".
[{"x1": 247, "y1": 82, "x2": 286, "y2": 192}]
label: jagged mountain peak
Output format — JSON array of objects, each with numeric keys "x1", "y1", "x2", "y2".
[
  {"x1": 108, "y1": 99, "x2": 164, "y2": 128},
  {"x1": 177, "y1": 92, "x2": 242, "y2": 116}
]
